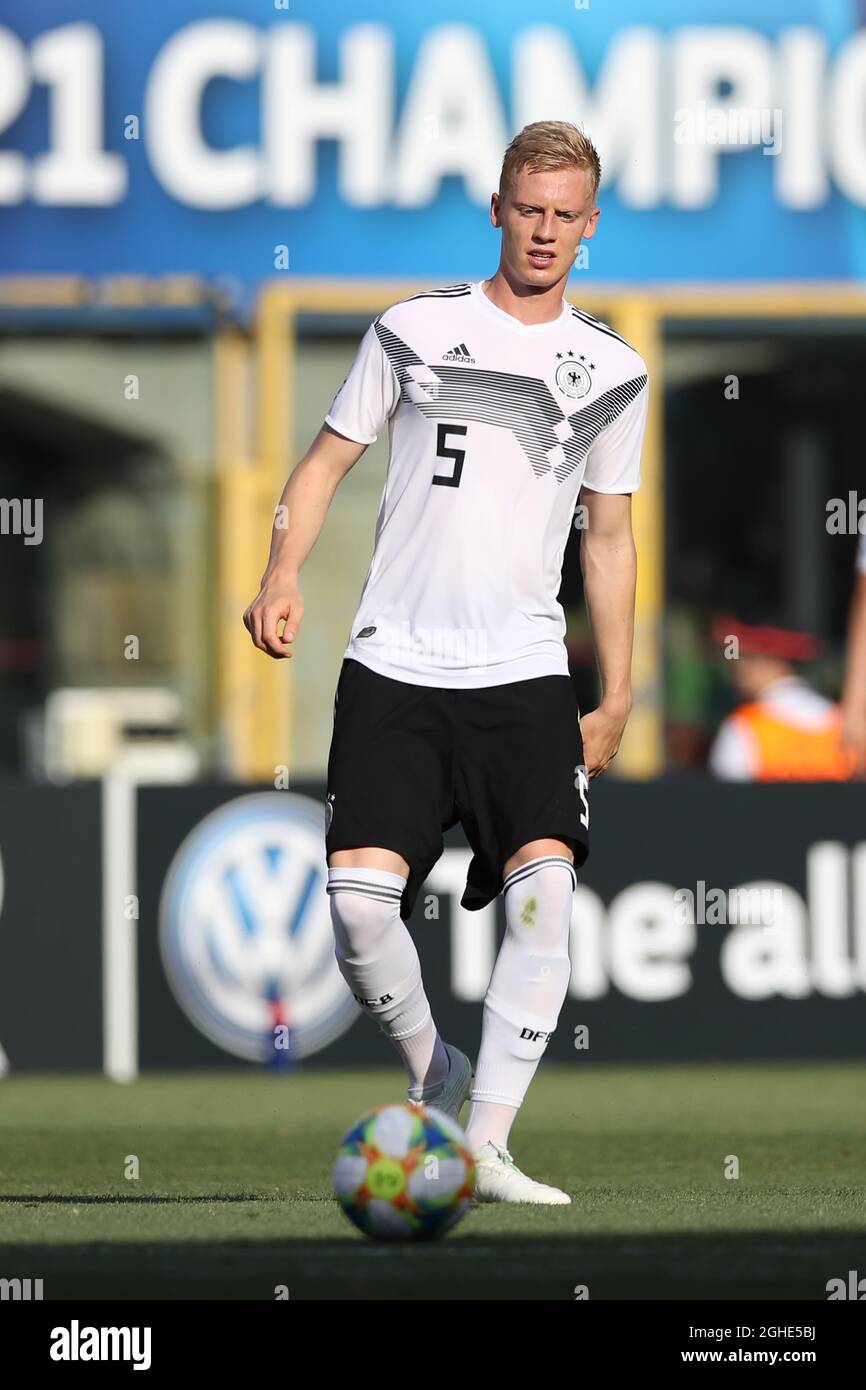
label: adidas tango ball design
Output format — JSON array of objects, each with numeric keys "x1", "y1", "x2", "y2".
[{"x1": 333, "y1": 1102, "x2": 475, "y2": 1240}]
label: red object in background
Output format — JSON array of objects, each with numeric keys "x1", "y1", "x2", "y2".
[{"x1": 711, "y1": 615, "x2": 821, "y2": 662}]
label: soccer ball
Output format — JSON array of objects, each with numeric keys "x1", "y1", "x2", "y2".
[{"x1": 332, "y1": 1102, "x2": 475, "y2": 1240}]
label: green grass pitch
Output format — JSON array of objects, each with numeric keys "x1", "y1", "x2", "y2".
[{"x1": 1, "y1": 1062, "x2": 864, "y2": 1300}]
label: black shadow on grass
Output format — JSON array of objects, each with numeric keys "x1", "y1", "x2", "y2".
[
  {"x1": 0, "y1": 1230, "x2": 863, "y2": 1300},
  {"x1": 0, "y1": 1194, "x2": 278, "y2": 1205}
]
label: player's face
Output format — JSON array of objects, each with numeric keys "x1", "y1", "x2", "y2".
[{"x1": 491, "y1": 166, "x2": 600, "y2": 290}]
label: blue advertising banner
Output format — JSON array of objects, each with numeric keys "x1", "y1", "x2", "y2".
[{"x1": 1, "y1": 1, "x2": 866, "y2": 291}]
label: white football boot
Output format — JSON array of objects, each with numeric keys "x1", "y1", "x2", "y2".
[
  {"x1": 407, "y1": 1042, "x2": 473, "y2": 1123},
  {"x1": 472, "y1": 1141, "x2": 572, "y2": 1204}
]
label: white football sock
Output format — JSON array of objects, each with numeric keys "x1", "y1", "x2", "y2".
[
  {"x1": 327, "y1": 866, "x2": 449, "y2": 1092},
  {"x1": 465, "y1": 1101, "x2": 518, "y2": 1152},
  {"x1": 465, "y1": 855, "x2": 576, "y2": 1151}
]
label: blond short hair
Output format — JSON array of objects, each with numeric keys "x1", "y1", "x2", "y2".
[{"x1": 498, "y1": 120, "x2": 601, "y2": 205}]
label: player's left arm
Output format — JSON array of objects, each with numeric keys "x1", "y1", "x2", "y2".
[
  {"x1": 841, "y1": 570, "x2": 866, "y2": 773},
  {"x1": 579, "y1": 488, "x2": 636, "y2": 777}
]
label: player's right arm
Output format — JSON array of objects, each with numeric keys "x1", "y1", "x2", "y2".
[
  {"x1": 243, "y1": 424, "x2": 367, "y2": 659},
  {"x1": 841, "y1": 564, "x2": 866, "y2": 772},
  {"x1": 244, "y1": 318, "x2": 400, "y2": 659}
]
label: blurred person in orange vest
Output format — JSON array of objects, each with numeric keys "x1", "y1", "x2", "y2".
[
  {"x1": 708, "y1": 614, "x2": 854, "y2": 781},
  {"x1": 841, "y1": 534, "x2": 866, "y2": 774}
]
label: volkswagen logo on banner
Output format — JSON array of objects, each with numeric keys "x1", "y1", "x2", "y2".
[{"x1": 158, "y1": 792, "x2": 358, "y2": 1061}]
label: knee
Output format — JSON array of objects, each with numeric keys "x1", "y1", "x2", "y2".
[
  {"x1": 503, "y1": 858, "x2": 575, "y2": 952},
  {"x1": 328, "y1": 887, "x2": 396, "y2": 957}
]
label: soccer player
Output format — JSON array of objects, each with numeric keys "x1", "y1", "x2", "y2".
[
  {"x1": 244, "y1": 121, "x2": 649, "y2": 1204},
  {"x1": 841, "y1": 534, "x2": 866, "y2": 773}
]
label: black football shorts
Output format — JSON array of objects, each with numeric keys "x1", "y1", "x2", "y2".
[{"x1": 324, "y1": 657, "x2": 590, "y2": 921}]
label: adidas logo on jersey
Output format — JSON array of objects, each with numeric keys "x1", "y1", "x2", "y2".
[{"x1": 442, "y1": 341, "x2": 475, "y2": 363}]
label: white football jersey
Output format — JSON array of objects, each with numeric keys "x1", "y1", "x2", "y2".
[{"x1": 325, "y1": 279, "x2": 648, "y2": 688}]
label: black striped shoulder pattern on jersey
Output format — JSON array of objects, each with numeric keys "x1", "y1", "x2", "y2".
[
  {"x1": 556, "y1": 372, "x2": 646, "y2": 483},
  {"x1": 387, "y1": 283, "x2": 473, "y2": 311},
  {"x1": 374, "y1": 318, "x2": 646, "y2": 484},
  {"x1": 569, "y1": 305, "x2": 636, "y2": 352}
]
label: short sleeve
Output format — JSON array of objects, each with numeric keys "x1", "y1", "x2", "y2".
[
  {"x1": 858, "y1": 533, "x2": 866, "y2": 575},
  {"x1": 324, "y1": 321, "x2": 400, "y2": 446},
  {"x1": 581, "y1": 376, "x2": 648, "y2": 494}
]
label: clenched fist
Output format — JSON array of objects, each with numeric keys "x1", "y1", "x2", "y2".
[{"x1": 243, "y1": 577, "x2": 304, "y2": 659}]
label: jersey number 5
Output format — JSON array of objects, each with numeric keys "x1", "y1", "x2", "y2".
[{"x1": 431, "y1": 422, "x2": 468, "y2": 488}]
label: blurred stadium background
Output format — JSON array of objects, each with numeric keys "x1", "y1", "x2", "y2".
[{"x1": 0, "y1": 0, "x2": 864, "y2": 1300}]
